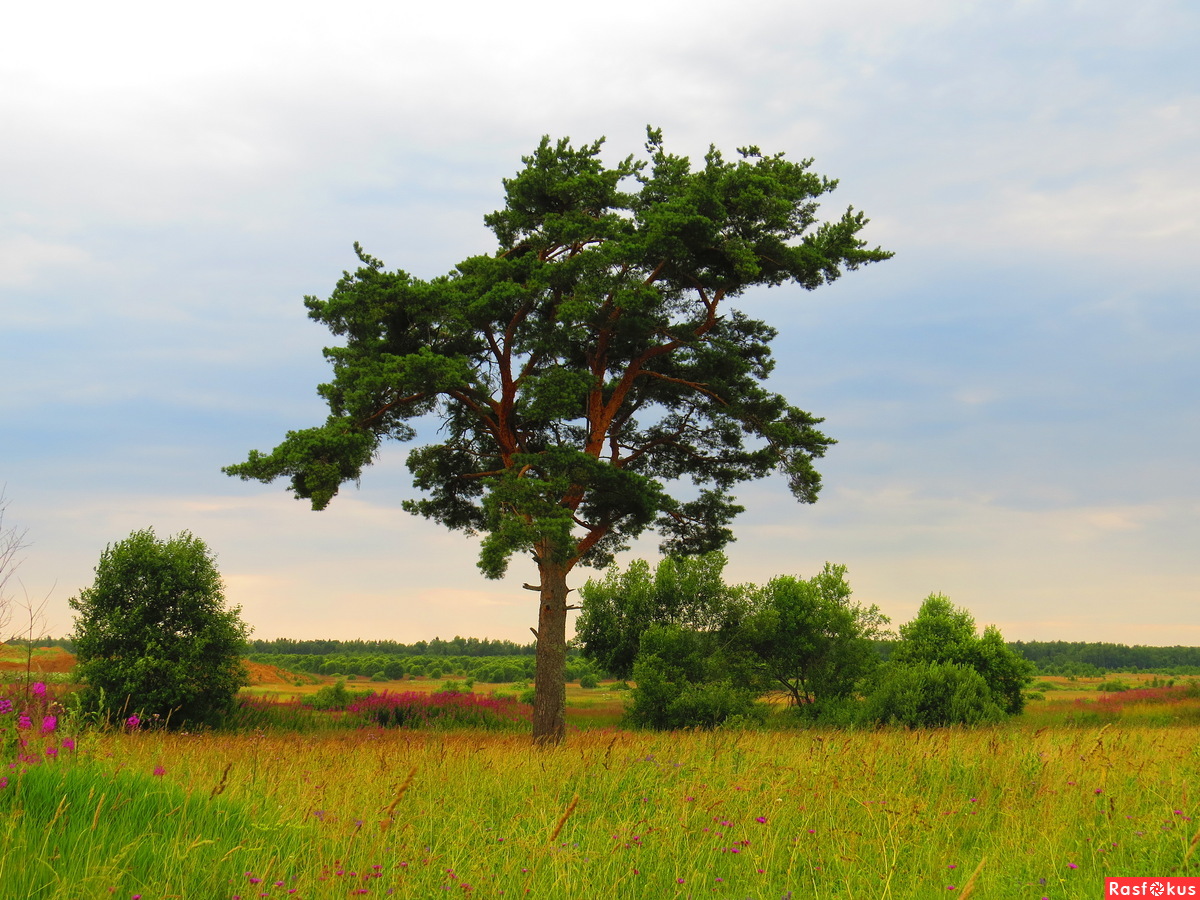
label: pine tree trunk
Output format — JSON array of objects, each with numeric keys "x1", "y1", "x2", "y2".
[{"x1": 532, "y1": 556, "x2": 569, "y2": 746}]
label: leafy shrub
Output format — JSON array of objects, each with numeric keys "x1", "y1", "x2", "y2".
[
  {"x1": 865, "y1": 661, "x2": 1007, "y2": 728},
  {"x1": 578, "y1": 673, "x2": 599, "y2": 689},
  {"x1": 1097, "y1": 680, "x2": 1130, "y2": 692},
  {"x1": 306, "y1": 680, "x2": 371, "y2": 711},
  {"x1": 69, "y1": 529, "x2": 250, "y2": 728},
  {"x1": 383, "y1": 660, "x2": 406, "y2": 679},
  {"x1": 626, "y1": 649, "x2": 763, "y2": 730},
  {"x1": 890, "y1": 594, "x2": 1033, "y2": 716},
  {"x1": 662, "y1": 681, "x2": 765, "y2": 730}
]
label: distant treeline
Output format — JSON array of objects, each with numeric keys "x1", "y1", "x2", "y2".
[
  {"x1": 1008, "y1": 641, "x2": 1200, "y2": 675},
  {"x1": 874, "y1": 640, "x2": 1200, "y2": 675},
  {"x1": 246, "y1": 653, "x2": 606, "y2": 684},
  {"x1": 15, "y1": 636, "x2": 1200, "y2": 678},
  {"x1": 246, "y1": 636, "x2": 536, "y2": 657}
]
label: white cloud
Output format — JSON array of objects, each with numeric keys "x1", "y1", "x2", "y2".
[{"x1": 0, "y1": 236, "x2": 91, "y2": 287}]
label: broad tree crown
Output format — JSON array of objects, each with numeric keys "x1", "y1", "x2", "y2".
[{"x1": 225, "y1": 129, "x2": 892, "y2": 580}]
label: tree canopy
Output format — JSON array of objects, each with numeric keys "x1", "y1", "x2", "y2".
[
  {"x1": 225, "y1": 129, "x2": 891, "y2": 743},
  {"x1": 575, "y1": 553, "x2": 735, "y2": 680},
  {"x1": 744, "y1": 563, "x2": 890, "y2": 707}
]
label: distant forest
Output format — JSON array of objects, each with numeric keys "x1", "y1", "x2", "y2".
[
  {"x1": 1008, "y1": 640, "x2": 1200, "y2": 675},
  {"x1": 247, "y1": 636, "x2": 536, "y2": 657},
  {"x1": 16, "y1": 635, "x2": 1200, "y2": 676},
  {"x1": 874, "y1": 640, "x2": 1200, "y2": 675}
]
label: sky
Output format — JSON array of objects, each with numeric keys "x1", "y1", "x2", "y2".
[{"x1": 2, "y1": 0, "x2": 1197, "y2": 646}]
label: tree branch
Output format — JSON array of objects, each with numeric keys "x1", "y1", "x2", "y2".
[
  {"x1": 638, "y1": 371, "x2": 727, "y2": 404},
  {"x1": 358, "y1": 391, "x2": 430, "y2": 429}
]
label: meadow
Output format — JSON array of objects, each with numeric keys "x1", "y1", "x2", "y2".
[{"x1": 2, "y1": 655, "x2": 1198, "y2": 899}]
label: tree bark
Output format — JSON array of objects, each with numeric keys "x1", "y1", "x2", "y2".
[{"x1": 532, "y1": 556, "x2": 570, "y2": 746}]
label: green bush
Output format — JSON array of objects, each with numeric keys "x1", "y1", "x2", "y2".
[
  {"x1": 890, "y1": 594, "x2": 1033, "y2": 716},
  {"x1": 865, "y1": 661, "x2": 1007, "y2": 728},
  {"x1": 306, "y1": 680, "x2": 371, "y2": 710},
  {"x1": 626, "y1": 644, "x2": 763, "y2": 730},
  {"x1": 1097, "y1": 680, "x2": 1130, "y2": 692},
  {"x1": 69, "y1": 528, "x2": 250, "y2": 728},
  {"x1": 578, "y1": 673, "x2": 599, "y2": 689},
  {"x1": 383, "y1": 660, "x2": 406, "y2": 679}
]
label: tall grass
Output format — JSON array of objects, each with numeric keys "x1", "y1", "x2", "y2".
[
  {"x1": 1, "y1": 723, "x2": 1192, "y2": 899},
  {"x1": 3, "y1": 678, "x2": 1198, "y2": 898}
]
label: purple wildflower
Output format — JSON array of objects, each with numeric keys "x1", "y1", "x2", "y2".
[
  {"x1": 125, "y1": 715, "x2": 140, "y2": 729},
  {"x1": 32, "y1": 682, "x2": 47, "y2": 697},
  {"x1": 0, "y1": 699, "x2": 11, "y2": 714},
  {"x1": 42, "y1": 715, "x2": 57, "y2": 733},
  {"x1": 18, "y1": 715, "x2": 31, "y2": 729}
]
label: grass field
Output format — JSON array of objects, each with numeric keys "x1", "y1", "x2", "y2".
[{"x1": 3, "y1": 655, "x2": 1198, "y2": 899}]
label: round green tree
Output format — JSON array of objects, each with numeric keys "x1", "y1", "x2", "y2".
[{"x1": 70, "y1": 529, "x2": 250, "y2": 728}]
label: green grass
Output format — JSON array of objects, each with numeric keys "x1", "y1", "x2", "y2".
[
  {"x1": 1, "y1": 722, "x2": 1194, "y2": 899},
  {"x1": 3, "y1": 678, "x2": 1199, "y2": 898},
  {"x1": 0, "y1": 754, "x2": 292, "y2": 898}
]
